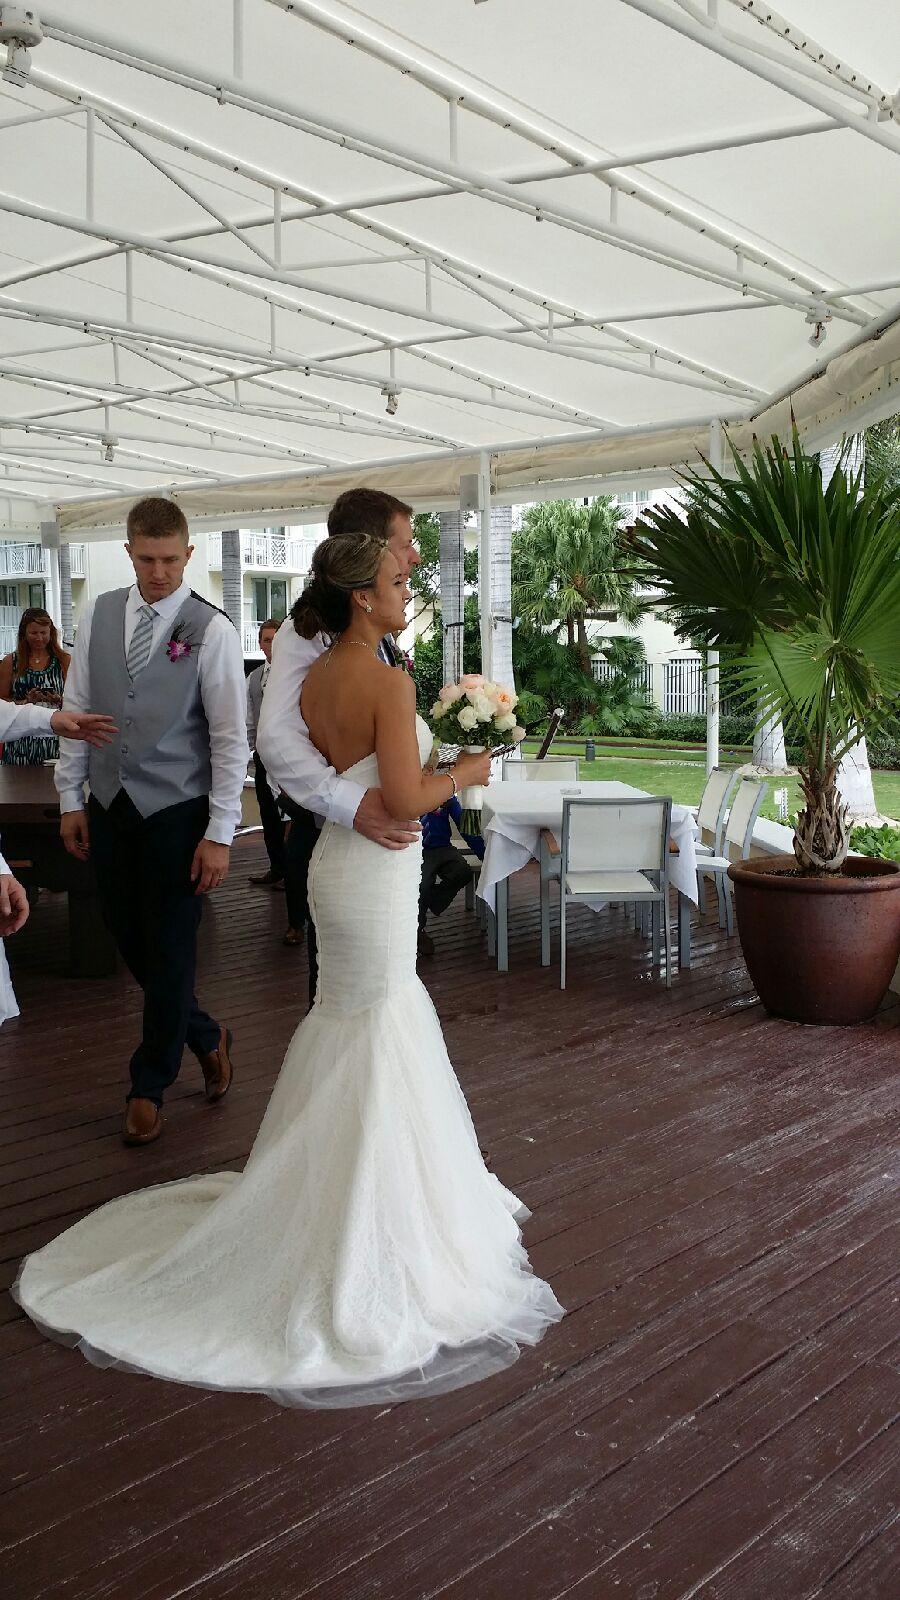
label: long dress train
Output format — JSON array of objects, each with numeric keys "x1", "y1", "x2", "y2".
[{"x1": 13, "y1": 718, "x2": 563, "y2": 1406}]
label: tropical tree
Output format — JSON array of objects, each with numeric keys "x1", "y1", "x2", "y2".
[
  {"x1": 409, "y1": 511, "x2": 478, "y2": 612},
  {"x1": 630, "y1": 428, "x2": 900, "y2": 873},
  {"x1": 512, "y1": 497, "x2": 644, "y2": 675}
]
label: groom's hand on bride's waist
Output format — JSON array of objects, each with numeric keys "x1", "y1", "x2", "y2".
[{"x1": 353, "y1": 789, "x2": 421, "y2": 851}]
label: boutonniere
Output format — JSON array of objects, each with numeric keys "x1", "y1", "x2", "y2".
[{"x1": 165, "y1": 622, "x2": 197, "y2": 662}]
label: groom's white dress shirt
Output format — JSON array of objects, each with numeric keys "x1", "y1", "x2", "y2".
[
  {"x1": 256, "y1": 623, "x2": 367, "y2": 826},
  {"x1": 56, "y1": 580, "x2": 249, "y2": 845},
  {"x1": 0, "y1": 700, "x2": 57, "y2": 875}
]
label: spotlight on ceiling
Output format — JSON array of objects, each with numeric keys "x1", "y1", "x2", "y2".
[
  {"x1": 0, "y1": 6, "x2": 43, "y2": 84},
  {"x1": 381, "y1": 386, "x2": 399, "y2": 416},
  {"x1": 805, "y1": 304, "x2": 832, "y2": 350},
  {"x1": 101, "y1": 436, "x2": 117, "y2": 463}
]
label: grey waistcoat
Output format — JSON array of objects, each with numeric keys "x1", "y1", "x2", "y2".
[{"x1": 87, "y1": 588, "x2": 218, "y2": 818}]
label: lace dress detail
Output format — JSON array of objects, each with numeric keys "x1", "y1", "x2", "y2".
[{"x1": 13, "y1": 716, "x2": 563, "y2": 1406}]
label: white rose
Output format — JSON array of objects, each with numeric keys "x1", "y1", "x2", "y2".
[
  {"x1": 512, "y1": 725, "x2": 526, "y2": 742},
  {"x1": 431, "y1": 699, "x2": 446, "y2": 719},
  {"x1": 494, "y1": 710, "x2": 517, "y2": 732},
  {"x1": 472, "y1": 693, "x2": 494, "y2": 722},
  {"x1": 457, "y1": 706, "x2": 478, "y2": 731}
]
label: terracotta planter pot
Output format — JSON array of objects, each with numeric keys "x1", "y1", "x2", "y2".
[{"x1": 727, "y1": 855, "x2": 900, "y2": 1025}]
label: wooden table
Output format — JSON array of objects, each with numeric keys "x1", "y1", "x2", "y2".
[{"x1": 0, "y1": 766, "x2": 117, "y2": 977}]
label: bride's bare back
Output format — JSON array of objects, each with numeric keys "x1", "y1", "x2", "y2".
[{"x1": 301, "y1": 643, "x2": 392, "y2": 777}]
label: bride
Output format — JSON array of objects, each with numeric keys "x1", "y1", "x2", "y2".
[{"x1": 14, "y1": 532, "x2": 563, "y2": 1407}]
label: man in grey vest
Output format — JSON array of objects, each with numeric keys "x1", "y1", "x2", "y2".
[{"x1": 57, "y1": 497, "x2": 249, "y2": 1146}]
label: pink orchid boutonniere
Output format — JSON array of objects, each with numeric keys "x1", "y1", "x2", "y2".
[{"x1": 165, "y1": 623, "x2": 196, "y2": 662}]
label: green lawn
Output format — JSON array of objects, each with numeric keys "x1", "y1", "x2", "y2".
[{"x1": 520, "y1": 744, "x2": 900, "y2": 824}]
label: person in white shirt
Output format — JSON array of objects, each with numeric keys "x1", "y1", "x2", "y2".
[
  {"x1": 257, "y1": 489, "x2": 423, "y2": 1006},
  {"x1": 0, "y1": 698, "x2": 117, "y2": 1023},
  {"x1": 57, "y1": 497, "x2": 249, "y2": 1147},
  {"x1": 245, "y1": 618, "x2": 286, "y2": 889}
]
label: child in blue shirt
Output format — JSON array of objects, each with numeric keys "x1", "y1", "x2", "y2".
[{"x1": 418, "y1": 796, "x2": 485, "y2": 958}]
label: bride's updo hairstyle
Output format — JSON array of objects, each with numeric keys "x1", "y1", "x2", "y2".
[{"x1": 291, "y1": 530, "x2": 387, "y2": 641}]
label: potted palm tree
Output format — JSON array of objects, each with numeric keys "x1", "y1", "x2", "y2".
[{"x1": 631, "y1": 427, "x2": 900, "y2": 1024}]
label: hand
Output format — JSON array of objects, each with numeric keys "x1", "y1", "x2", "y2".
[
  {"x1": 454, "y1": 749, "x2": 492, "y2": 788},
  {"x1": 51, "y1": 711, "x2": 118, "y2": 747},
  {"x1": 0, "y1": 873, "x2": 29, "y2": 936},
  {"x1": 190, "y1": 839, "x2": 230, "y2": 895},
  {"x1": 60, "y1": 809, "x2": 90, "y2": 860},
  {"x1": 353, "y1": 788, "x2": 421, "y2": 851}
]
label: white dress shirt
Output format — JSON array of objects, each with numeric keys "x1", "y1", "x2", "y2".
[
  {"x1": 256, "y1": 622, "x2": 365, "y2": 828},
  {"x1": 0, "y1": 701, "x2": 57, "y2": 875},
  {"x1": 56, "y1": 580, "x2": 249, "y2": 845}
]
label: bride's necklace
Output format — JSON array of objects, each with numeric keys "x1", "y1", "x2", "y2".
[{"x1": 326, "y1": 637, "x2": 377, "y2": 667}]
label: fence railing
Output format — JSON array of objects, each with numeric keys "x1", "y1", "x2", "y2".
[
  {"x1": 0, "y1": 542, "x2": 48, "y2": 579},
  {"x1": 592, "y1": 659, "x2": 654, "y2": 696},
  {"x1": 68, "y1": 543, "x2": 86, "y2": 579},
  {"x1": 208, "y1": 531, "x2": 314, "y2": 572},
  {"x1": 663, "y1": 656, "x2": 706, "y2": 715}
]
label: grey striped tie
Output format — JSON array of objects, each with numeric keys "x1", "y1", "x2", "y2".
[{"x1": 126, "y1": 603, "x2": 156, "y2": 678}]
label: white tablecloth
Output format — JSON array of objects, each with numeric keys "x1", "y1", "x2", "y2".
[{"x1": 477, "y1": 779, "x2": 700, "y2": 910}]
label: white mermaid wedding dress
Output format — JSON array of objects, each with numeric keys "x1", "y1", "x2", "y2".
[{"x1": 14, "y1": 717, "x2": 563, "y2": 1406}]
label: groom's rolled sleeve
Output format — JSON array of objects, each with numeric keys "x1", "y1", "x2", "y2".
[{"x1": 257, "y1": 622, "x2": 366, "y2": 828}]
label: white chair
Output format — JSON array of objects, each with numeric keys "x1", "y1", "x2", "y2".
[
  {"x1": 502, "y1": 755, "x2": 581, "y2": 782},
  {"x1": 558, "y1": 797, "x2": 674, "y2": 989},
  {"x1": 695, "y1": 778, "x2": 766, "y2": 935},
  {"x1": 693, "y1": 766, "x2": 741, "y2": 858}
]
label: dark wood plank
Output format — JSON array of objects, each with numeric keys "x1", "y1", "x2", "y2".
[{"x1": 0, "y1": 836, "x2": 896, "y2": 1600}]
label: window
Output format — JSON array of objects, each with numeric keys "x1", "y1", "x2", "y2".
[
  {"x1": 251, "y1": 577, "x2": 287, "y2": 623},
  {"x1": 0, "y1": 584, "x2": 16, "y2": 607},
  {"x1": 28, "y1": 582, "x2": 45, "y2": 608}
]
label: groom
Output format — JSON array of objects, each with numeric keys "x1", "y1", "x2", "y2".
[
  {"x1": 56, "y1": 497, "x2": 249, "y2": 1146},
  {"x1": 257, "y1": 488, "x2": 422, "y2": 1005}
]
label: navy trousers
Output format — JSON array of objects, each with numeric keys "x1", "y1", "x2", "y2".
[{"x1": 88, "y1": 790, "x2": 221, "y2": 1105}]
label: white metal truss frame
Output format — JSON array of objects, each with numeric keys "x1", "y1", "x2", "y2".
[
  {"x1": 28, "y1": 10, "x2": 886, "y2": 324},
  {"x1": 1, "y1": 44, "x2": 876, "y2": 425},
  {"x1": 0, "y1": 1, "x2": 895, "y2": 512}
]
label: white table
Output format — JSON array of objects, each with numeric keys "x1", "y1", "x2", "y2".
[{"x1": 476, "y1": 779, "x2": 700, "y2": 973}]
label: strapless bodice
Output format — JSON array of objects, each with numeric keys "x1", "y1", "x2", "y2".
[{"x1": 339, "y1": 713, "x2": 433, "y2": 787}]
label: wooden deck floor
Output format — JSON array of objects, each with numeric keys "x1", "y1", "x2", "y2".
[{"x1": 1, "y1": 835, "x2": 898, "y2": 1600}]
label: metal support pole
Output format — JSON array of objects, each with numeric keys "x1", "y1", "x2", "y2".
[
  {"x1": 41, "y1": 520, "x2": 62, "y2": 628},
  {"x1": 85, "y1": 107, "x2": 96, "y2": 221},
  {"x1": 478, "y1": 451, "x2": 493, "y2": 680},
  {"x1": 706, "y1": 419, "x2": 723, "y2": 775},
  {"x1": 448, "y1": 100, "x2": 459, "y2": 164},
  {"x1": 125, "y1": 250, "x2": 134, "y2": 323},
  {"x1": 273, "y1": 188, "x2": 282, "y2": 265},
  {"x1": 233, "y1": 0, "x2": 244, "y2": 79}
]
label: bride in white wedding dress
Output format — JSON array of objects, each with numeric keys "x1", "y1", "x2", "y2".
[{"x1": 14, "y1": 533, "x2": 563, "y2": 1406}]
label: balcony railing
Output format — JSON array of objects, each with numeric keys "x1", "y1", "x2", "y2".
[
  {"x1": 0, "y1": 605, "x2": 20, "y2": 656},
  {"x1": 207, "y1": 530, "x2": 315, "y2": 573},
  {"x1": 0, "y1": 541, "x2": 49, "y2": 579},
  {"x1": 68, "y1": 543, "x2": 86, "y2": 580}
]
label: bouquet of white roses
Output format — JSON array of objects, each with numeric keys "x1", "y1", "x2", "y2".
[
  {"x1": 429, "y1": 675, "x2": 525, "y2": 824},
  {"x1": 429, "y1": 674, "x2": 526, "y2": 752}
]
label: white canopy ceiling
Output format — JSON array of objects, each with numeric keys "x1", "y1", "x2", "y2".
[{"x1": 1, "y1": 0, "x2": 899, "y2": 534}]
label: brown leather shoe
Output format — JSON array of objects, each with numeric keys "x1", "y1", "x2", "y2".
[
  {"x1": 282, "y1": 926, "x2": 305, "y2": 947},
  {"x1": 199, "y1": 1026, "x2": 234, "y2": 1103},
  {"x1": 123, "y1": 1098, "x2": 163, "y2": 1146}
]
